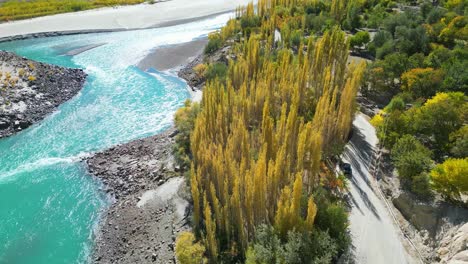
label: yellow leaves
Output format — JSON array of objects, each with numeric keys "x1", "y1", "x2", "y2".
[
  {"x1": 193, "y1": 64, "x2": 207, "y2": 78},
  {"x1": 370, "y1": 111, "x2": 385, "y2": 128},
  {"x1": 402, "y1": 68, "x2": 433, "y2": 88},
  {"x1": 274, "y1": 172, "x2": 308, "y2": 238},
  {"x1": 175, "y1": 232, "x2": 206, "y2": 264},
  {"x1": 191, "y1": 164, "x2": 201, "y2": 230},
  {"x1": 305, "y1": 197, "x2": 317, "y2": 231},
  {"x1": 204, "y1": 196, "x2": 218, "y2": 259},
  {"x1": 28, "y1": 62, "x2": 35, "y2": 71},
  {"x1": 445, "y1": 0, "x2": 463, "y2": 9},
  {"x1": 430, "y1": 158, "x2": 468, "y2": 201},
  {"x1": 18, "y1": 68, "x2": 25, "y2": 77},
  {"x1": 187, "y1": 0, "x2": 365, "y2": 260},
  {"x1": 439, "y1": 16, "x2": 468, "y2": 43},
  {"x1": 425, "y1": 92, "x2": 450, "y2": 106},
  {"x1": 274, "y1": 185, "x2": 293, "y2": 238},
  {"x1": 372, "y1": 66, "x2": 384, "y2": 75},
  {"x1": 400, "y1": 67, "x2": 444, "y2": 98}
]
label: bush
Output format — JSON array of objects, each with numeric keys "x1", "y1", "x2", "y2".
[
  {"x1": 245, "y1": 225, "x2": 339, "y2": 264},
  {"x1": 240, "y1": 15, "x2": 261, "y2": 30},
  {"x1": 290, "y1": 30, "x2": 302, "y2": 47},
  {"x1": 205, "y1": 63, "x2": 228, "y2": 82},
  {"x1": 305, "y1": 13, "x2": 328, "y2": 33},
  {"x1": 372, "y1": 30, "x2": 393, "y2": 49},
  {"x1": 441, "y1": 56, "x2": 468, "y2": 92},
  {"x1": 175, "y1": 231, "x2": 206, "y2": 264},
  {"x1": 376, "y1": 40, "x2": 394, "y2": 59},
  {"x1": 449, "y1": 125, "x2": 468, "y2": 158},
  {"x1": 411, "y1": 173, "x2": 433, "y2": 199},
  {"x1": 193, "y1": 63, "x2": 207, "y2": 78},
  {"x1": 400, "y1": 68, "x2": 444, "y2": 99},
  {"x1": 350, "y1": 31, "x2": 371, "y2": 50},
  {"x1": 344, "y1": 4, "x2": 362, "y2": 30},
  {"x1": 430, "y1": 158, "x2": 468, "y2": 202},
  {"x1": 391, "y1": 135, "x2": 433, "y2": 181},
  {"x1": 315, "y1": 202, "x2": 350, "y2": 251},
  {"x1": 204, "y1": 33, "x2": 222, "y2": 55},
  {"x1": 384, "y1": 96, "x2": 406, "y2": 112}
]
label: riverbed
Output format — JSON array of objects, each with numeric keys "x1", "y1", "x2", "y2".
[{"x1": 0, "y1": 13, "x2": 231, "y2": 264}]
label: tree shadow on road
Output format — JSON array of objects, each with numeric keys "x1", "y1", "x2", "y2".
[
  {"x1": 349, "y1": 176, "x2": 381, "y2": 220},
  {"x1": 342, "y1": 126, "x2": 376, "y2": 193}
]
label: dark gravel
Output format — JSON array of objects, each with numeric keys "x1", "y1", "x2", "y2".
[{"x1": 0, "y1": 51, "x2": 87, "y2": 138}]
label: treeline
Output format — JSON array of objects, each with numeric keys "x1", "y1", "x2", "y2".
[
  {"x1": 0, "y1": 0, "x2": 145, "y2": 21},
  {"x1": 174, "y1": 0, "x2": 366, "y2": 263},
  {"x1": 359, "y1": 0, "x2": 468, "y2": 201}
]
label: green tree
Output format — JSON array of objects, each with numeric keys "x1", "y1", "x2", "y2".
[
  {"x1": 350, "y1": 31, "x2": 370, "y2": 51},
  {"x1": 315, "y1": 202, "x2": 350, "y2": 251},
  {"x1": 205, "y1": 33, "x2": 222, "y2": 54},
  {"x1": 205, "y1": 63, "x2": 228, "y2": 82},
  {"x1": 245, "y1": 225, "x2": 282, "y2": 264},
  {"x1": 441, "y1": 56, "x2": 468, "y2": 92},
  {"x1": 411, "y1": 173, "x2": 433, "y2": 199},
  {"x1": 413, "y1": 92, "x2": 467, "y2": 158},
  {"x1": 391, "y1": 135, "x2": 433, "y2": 181},
  {"x1": 344, "y1": 4, "x2": 362, "y2": 30},
  {"x1": 449, "y1": 125, "x2": 468, "y2": 158}
]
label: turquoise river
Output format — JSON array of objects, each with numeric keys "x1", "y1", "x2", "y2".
[{"x1": 0, "y1": 14, "x2": 231, "y2": 264}]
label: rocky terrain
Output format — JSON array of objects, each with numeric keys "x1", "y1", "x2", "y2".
[
  {"x1": 84, "y1": 32, "x2": 234, "y2": 264},
  {"x1": 0, "y1": 51, "x2": 86, "y2": 138},
  {"x1": 178, "y1": 43, "x2": 232, "y2": 91},
  {"x1": 377, "y1": 149, "x2": 468, "y2": 263},
  {"x1": 87, "y1": 128, "x2": 191, "y2": 264}
]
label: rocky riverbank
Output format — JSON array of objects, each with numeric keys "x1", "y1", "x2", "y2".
[
  {"x1": 0, "y1": 51, "x2": 86, "y2": 138},
  {"x1": 85, "y1": 32, "x2": 231, "y2": 264},
  {"x1": 87, "y1": 128, "x2": 191, "y2": 264}
]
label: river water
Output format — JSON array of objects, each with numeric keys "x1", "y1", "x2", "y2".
[{"x1": 0, "y1": 13, "x2": 230, "y2": 264}]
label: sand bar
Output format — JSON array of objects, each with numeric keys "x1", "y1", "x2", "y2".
[
  {"x1": 0, "y1": 0, "x2": 253, "y2": 39},
  {"x1": 138, "y1": 37, "x2": 207, "y2": 71}
]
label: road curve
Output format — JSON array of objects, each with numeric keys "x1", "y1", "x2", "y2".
[{"x1": 342, "y1": 113, "x2": 419, "y2": 264}]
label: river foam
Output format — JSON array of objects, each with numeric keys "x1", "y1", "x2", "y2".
[{"x1": 0, "y1": 13, "x2": 231, "y2": 264}]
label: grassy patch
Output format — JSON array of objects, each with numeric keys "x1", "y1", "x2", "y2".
[{"x1": 0, "y1": 0, "x2": 146, "y2": 22}]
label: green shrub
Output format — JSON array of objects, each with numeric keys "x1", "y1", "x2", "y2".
[
  {"x1": 204, "y1": 33, "x2": 222, "y2": 55},
  {"x1": 205, "y1": 63, "x2": 228, "y2": 82},
  {"x1": 290, "y1": 30, "x2": 302, "y2": 47},
  {"x1": 411, "y1": 173, "x2": 433, "y2": 199},
  {"x1": 350, "y1": 31, "x2": 370, "y2": 50},
  {"x1": 391, "y1": 135, "x2": 433, "y2": 181}
]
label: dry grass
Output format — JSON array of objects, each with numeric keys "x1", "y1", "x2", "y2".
[{"x1": 0, "y1": 0, "x2": 146, "y2": 21}]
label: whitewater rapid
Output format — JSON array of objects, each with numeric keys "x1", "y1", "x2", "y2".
[{"x1": 0, "y1": 13, "x2": 232, "y2": 264}]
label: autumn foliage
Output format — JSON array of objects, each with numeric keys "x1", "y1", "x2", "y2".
[{"x1": 179, "y1": 0, "x2": 365, "y2": 262}]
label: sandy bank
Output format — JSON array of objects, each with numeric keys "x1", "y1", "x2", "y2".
[
  {"x1": 0, "y1": 0, "x2": 253, "y2": 39},
  {"x1": 138, "y1": 37, "x2": 207, "y2": 72}
]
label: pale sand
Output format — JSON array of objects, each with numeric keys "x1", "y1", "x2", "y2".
[{"x1": 0, "y1": 0, "x2": 253, "y2": 39}]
